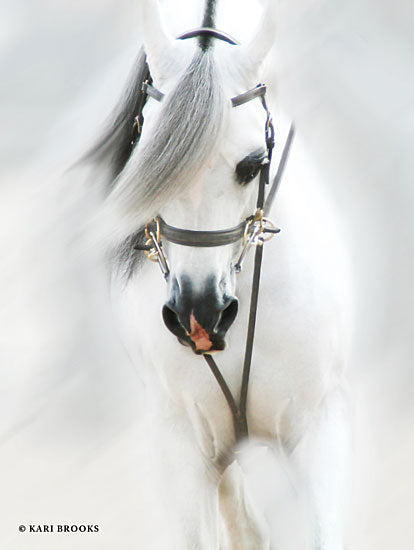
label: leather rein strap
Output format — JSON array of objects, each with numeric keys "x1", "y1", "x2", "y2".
[{"x1": 204, "y1": 123, "x2": 295, "y2": 444}]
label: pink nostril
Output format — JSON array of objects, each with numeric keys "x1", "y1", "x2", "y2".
[{"x1": 189, "y1": 312, "x2": 213, "y2": 352}]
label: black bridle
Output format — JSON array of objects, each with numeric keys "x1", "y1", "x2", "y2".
[{"x1": 133, "y1": 27, "x2": 295, "y2": 444}]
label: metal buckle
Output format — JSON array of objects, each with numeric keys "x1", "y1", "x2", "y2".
[
  {"x1": 144, "y1": 219, "x2": 170, "y2": 277},
  {"x1": 144, "y1": 219, "x2": 161, "y2": 262},
  {"x1": 235, "y1": 209, "x2": 279, "y2": 272},
  {"x1": 243, "y1": 209, "x2": 278, "y2": 245}
]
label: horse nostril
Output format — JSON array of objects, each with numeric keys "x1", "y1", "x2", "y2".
[
  {"x1": 162, "y1": 298, "x2": 239, "y2": 341},
  {"x1": 215, "y1": 298, "x2": 238, "y2": 334},
  {"x1": 162, "y1": 305, "x2": 187, "y2": 338}
]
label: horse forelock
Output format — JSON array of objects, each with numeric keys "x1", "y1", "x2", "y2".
[{"x1": 108, "y1": 48, "x2": 225, "y2": 243}]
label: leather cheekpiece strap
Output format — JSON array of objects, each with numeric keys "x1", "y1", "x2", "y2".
[
  {"x1": 158, "y1": 217, "x2": 248, "y2": 247},
  {"x1": 231, "y1": 84, "x2": 267, "y2": 108},
  {"x1": 141, "y1": 81, "x2": 164, "y2": 102}
]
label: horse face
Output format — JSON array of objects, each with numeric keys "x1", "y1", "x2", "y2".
[
  {"x1": 157, "y1": 69, "x2": 270, "y2": 353},
  {"x1": 108, "y1": 2, "x2": 276, "y2": 354}
]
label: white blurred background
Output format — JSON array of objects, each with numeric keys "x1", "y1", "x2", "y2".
[{"x1": 0, "y1": 0, "x2": 413, "y2": 548}]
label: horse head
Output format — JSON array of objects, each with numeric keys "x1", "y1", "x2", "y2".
[{"x1": 106, "y1": 0, "x2": 277, "y2": 354}]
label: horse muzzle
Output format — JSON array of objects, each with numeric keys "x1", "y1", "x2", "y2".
[{"x1": 162, "y1": 292, "x2": 238, "y2": 354}]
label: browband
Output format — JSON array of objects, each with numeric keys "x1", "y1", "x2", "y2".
[
  {"x1": 141, "y1": 81, "x2": 268, "y2": 109},
  {"x1": 177, "y1": 27, "x2": 239, "y2": 46}
]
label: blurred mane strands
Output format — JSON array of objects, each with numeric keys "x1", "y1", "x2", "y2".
[{"x1": 105, "y1": 49, "x2": 224, "y2": 238}]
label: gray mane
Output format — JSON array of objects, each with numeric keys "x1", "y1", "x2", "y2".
[
  {"x1": 107, "y1": 47, "x2": 225, "y2": 242},
  {"x1": 82, "y1": 0, "x2": 220, "y2": 188},
  {"x1": 81, "y1": 0, "x2": 224, "y2": 277},
  {"x1": 81, "y1": 47, "x2": 150, "y2": 182}
]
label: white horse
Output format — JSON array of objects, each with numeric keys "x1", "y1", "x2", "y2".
[{"x1": 84, "y1": 0, "x2": 352, "y2": 547}]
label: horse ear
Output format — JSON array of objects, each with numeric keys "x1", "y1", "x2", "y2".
[
  {"x1": 139, "y1": 0, "x2": 180, "y2": 82},
  {"x1": 240, "y1": 0, "x2": 277, "y2": 74}
]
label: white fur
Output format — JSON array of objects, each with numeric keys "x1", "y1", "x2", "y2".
[{"x1": 108, "y1": 1, "x2": 353, "y2": 548}]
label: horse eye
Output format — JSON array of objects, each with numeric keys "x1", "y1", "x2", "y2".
[{"x1": 235, "y1": 148, "x2": 267, "y2": 186}]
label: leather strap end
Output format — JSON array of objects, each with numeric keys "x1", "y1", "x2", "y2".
[{"x1": 141, "y1": 82, "x2": 164, "y2": 102}]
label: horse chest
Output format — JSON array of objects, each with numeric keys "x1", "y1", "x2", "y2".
[{"x1": 141, "y1": 314, "x2": 338, "y2": 452}]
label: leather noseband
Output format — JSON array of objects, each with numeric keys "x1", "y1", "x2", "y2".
[{"x1": 158, "y1": 217, "x2": 248, "y2": 248}]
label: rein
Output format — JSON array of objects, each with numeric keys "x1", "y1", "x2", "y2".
[
  {"x1": 132, "y1": 29, "x2": 295, "y2": 444},
  {"x1": 204, "y1": 125, "x2": 294, "y2": 442}
]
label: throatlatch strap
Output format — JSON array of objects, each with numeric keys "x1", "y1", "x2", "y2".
[{"x1": 263, "y1": 124, "x2": 295, "y2": 217}]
